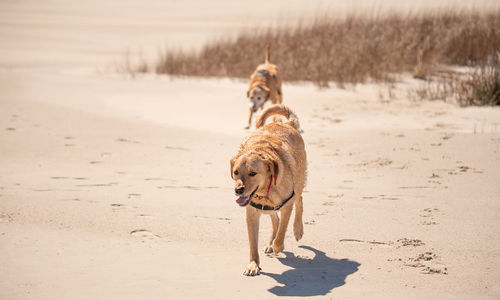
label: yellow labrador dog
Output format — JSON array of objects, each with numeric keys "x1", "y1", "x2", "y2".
[
  {"x1": 245, "y1": 45, "x2": 283, "y2": 129},
  {"x1": 230, "y1": 104, "x2": 306, "y2": 276}
]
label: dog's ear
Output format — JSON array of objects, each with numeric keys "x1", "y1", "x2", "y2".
[
  {"x1": 260, "y1": 86, "x2": 270, "y2": 94},
  {"x1": 230, "y1": 157, "x2": 236, "y2": 179},
  {"x1": 266, "y1": 158, "x2": 279, "y2": 185}
]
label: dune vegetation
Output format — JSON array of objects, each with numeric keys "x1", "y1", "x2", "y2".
[{"x1": 129, "y1": 10, "x2": 500, "y2": 105}]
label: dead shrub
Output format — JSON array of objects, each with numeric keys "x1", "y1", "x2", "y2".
[{"x1": 154, "y1": 10, "x2": 500, "y2": 89}]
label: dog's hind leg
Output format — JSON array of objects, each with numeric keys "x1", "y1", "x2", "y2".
[
  {"x1": 293, "y1": 195, "x2": 304, "y2": 241},
  {"x1": 264, "y1": 212, "x2": 279, "y2": 253}
]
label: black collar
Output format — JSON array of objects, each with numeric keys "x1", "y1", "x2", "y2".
[{"x1": 250, "y1": 190, "x2": 295, "y2": 211}]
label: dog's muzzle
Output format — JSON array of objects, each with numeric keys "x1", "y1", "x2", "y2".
[{"x1": 235, "y1": 186, "x2": 259, "y2": 207}]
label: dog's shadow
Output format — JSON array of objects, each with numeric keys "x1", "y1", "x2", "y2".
[{"x1": 261, "y1": 245, "x2": 360, "y2": 297}]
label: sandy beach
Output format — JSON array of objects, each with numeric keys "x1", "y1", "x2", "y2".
[{"x1": 1, "y1": 1, "x2": 500, "y2": 299}]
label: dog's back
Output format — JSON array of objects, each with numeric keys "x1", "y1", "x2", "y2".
[
  {"x1": 249, "y1": 45, "x2": 281, "y2": 99},
  {"x1": 255, "y1": 104, "x2": 300, "y2": 131},
  {"x1": 254, "y1": 104, "x2": 306, "y2": 190}
]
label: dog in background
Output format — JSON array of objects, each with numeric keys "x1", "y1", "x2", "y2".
[
  {"x1": 245, "y1": 45, "x2": 283, "y2": 129},
  {"x1": 230, "y1": 104, "x2": 306, "y2": 276}
]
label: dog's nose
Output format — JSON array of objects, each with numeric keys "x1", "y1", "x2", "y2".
[{"x1": 235, "y1": 187, "x2": 245, "y2": 195}]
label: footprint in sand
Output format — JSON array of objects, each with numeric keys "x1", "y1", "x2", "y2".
[
  {"x1": 60, "y1": 198, "x2": 81, "y2": 202},
  {"x1": 396, "y1": 238, "x2": 425, "y2": 248},
  {"x1": 441, "y1": 133, "x2": 454, "y2": 140},
  {"x1": 0, "y1": 213, "x2": 13, "y2": 223},
  {"x1": 110, "y1": 203, "x2": 139, "y2": 212},
  {"x1": 100, "y1": 152, "x2": 112, "y2": 158},
  {"x1": 362, "y1": 194, "x2": 400, "y2": 201},
  {"x1": 314, "y1": 210, "x2": 328, "y2": 216},
  {"x1": 63, "y1": 136, "x2": 74, "y2": 145},
  {"x1": 157, "y1": 185, "x2": 201, "y2": 190},
  {"x1": 387, "y1": 238, "x2": 448, "y2": 274},
  {"x1": 404, "y1": 252, "x2": 435, "y2": 268},
  {"x1": 428, "y1": 173, "x2": 442, "y2": 185},
  {"x1": 350, "y1": 158, "x2": 393, "y2": 170},
  {"x1": 144, "y1": 177, "x2": 162, "y2": 181},
  {"x1": 110, "y1": 203, "x2": 131, "y2": 212},
  {"x1": 339, "y1": 239, "x2": 392, "y2": 247},
  {"x1": 130, "y1": 229, "x2": 160, "y2": 239},
  {"x1": 50, "y1": 176, "x2": 88, "y2": 180},
  {"x1": 405, "y1": 252, "x2": 448, "y2": 275},
  {"x1": 445, "y1": 164, "x2": 476, "y2": 175},
  {"x1": 165, "y1": 145, "x2": 190, "y2": 151},
  {"x1": 77, "y1": 182, "x2": 117, "y2": 187},
  {"x1": 194, "y1": 216, "x2": 232, "y2": 223},
  {"x1": 305, "y1": 219, "x2": 316, "y2": 225},
  {"x1": 329, "y1": 193, "x2": 343, "y2": 199},
  {"x1": 419, "y1": 208, "x2": 439, "y2": 225},
  {"x1": 116, "y1": 138, "x2": 140, "y2": 144},
  {"x1": 454, "y1": 164, "x2": 482, "y2": 174},
  {"x1": 136, "y1": 214, "x2": 153, "y2": 219},
  {"x1": 399, "y1": 185, "x2": 435, "y2": 190}
]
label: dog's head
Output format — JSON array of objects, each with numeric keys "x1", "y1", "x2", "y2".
[
  {"x1": 247, "y1": 86, "x2": 269, "y2": 112},
  {"x1": 230, "y1": 153, "x2": 278, "y2": 207}
]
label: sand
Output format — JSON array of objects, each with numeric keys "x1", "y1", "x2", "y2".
[{"x1": 1, "y1": 1, "x2": 500, "y2": 299}]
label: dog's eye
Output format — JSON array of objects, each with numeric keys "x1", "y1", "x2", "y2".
[
  {"x1": 249, "y1": 172, "x2": 257, "y2": 177},
  {"x1": 257, "y1": 97, "x2": 261, "y2": 100},
  {"x1": 234, "y1": 170, "x2": 239, "y2": 176}
]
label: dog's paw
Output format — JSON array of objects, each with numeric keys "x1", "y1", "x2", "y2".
[
  {"x1": 273, "y1": 241, "x2": 284, "y2": 254},
  {"x1": 243, "y1": 261, "x2": 261, "y2": 276},
  {"x1": 294, "y1": 223, "x2": 304, "y2": 241},
  {"x1": 264, "y1": 245, "x2": 274, "y2": 254}
]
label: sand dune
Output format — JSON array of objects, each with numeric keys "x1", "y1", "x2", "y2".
[{"x1": 1, "y1": 1, "x2": 500, "y2": 299}]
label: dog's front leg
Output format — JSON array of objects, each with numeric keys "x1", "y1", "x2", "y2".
[
  {"x1": 273, "y1": 204, "x2": 293, "y2": 254},
  {"x1": 245, "y1": 107, "x2": 254, "y2": 129},
  {"x1": 244, "y1": 206, "x2": 261, "y2": 276}
]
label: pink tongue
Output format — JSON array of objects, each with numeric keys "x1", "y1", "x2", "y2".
[{"x1": 236, "y1": 195, "x2": 250, "y2": 206}]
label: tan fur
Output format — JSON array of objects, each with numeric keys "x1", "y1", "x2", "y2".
[
  {"x1": 230, "y1": 104, "x2": 307, "y2": 276},
  {"x1": 245, "y1": 45, "x2": 283, "y2": 129},
  {"x1": 255, "y1": 103, "x2": 300, "y2": 130}
]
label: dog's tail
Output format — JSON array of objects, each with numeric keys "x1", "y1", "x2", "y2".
[
  {"x1": 265, "y1": 45, "x2": 270, "y2": 64},
  {"x1": 256, "y1": 104, "x2": 300, "y2": 131}
]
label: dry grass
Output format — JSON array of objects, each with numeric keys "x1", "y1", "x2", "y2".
[
  {"x1": 413, "y1": 54, "x2": 500, "y2": 106},
  {"x1": 460, "y1": 57, "x2": 500, "y2": 106},
  {"x1": 114, "y1": 50, "x2": 149, "y2": 78},
  {"x1": 154, "y1": 10, "x2": 500, "y2": 91}
]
